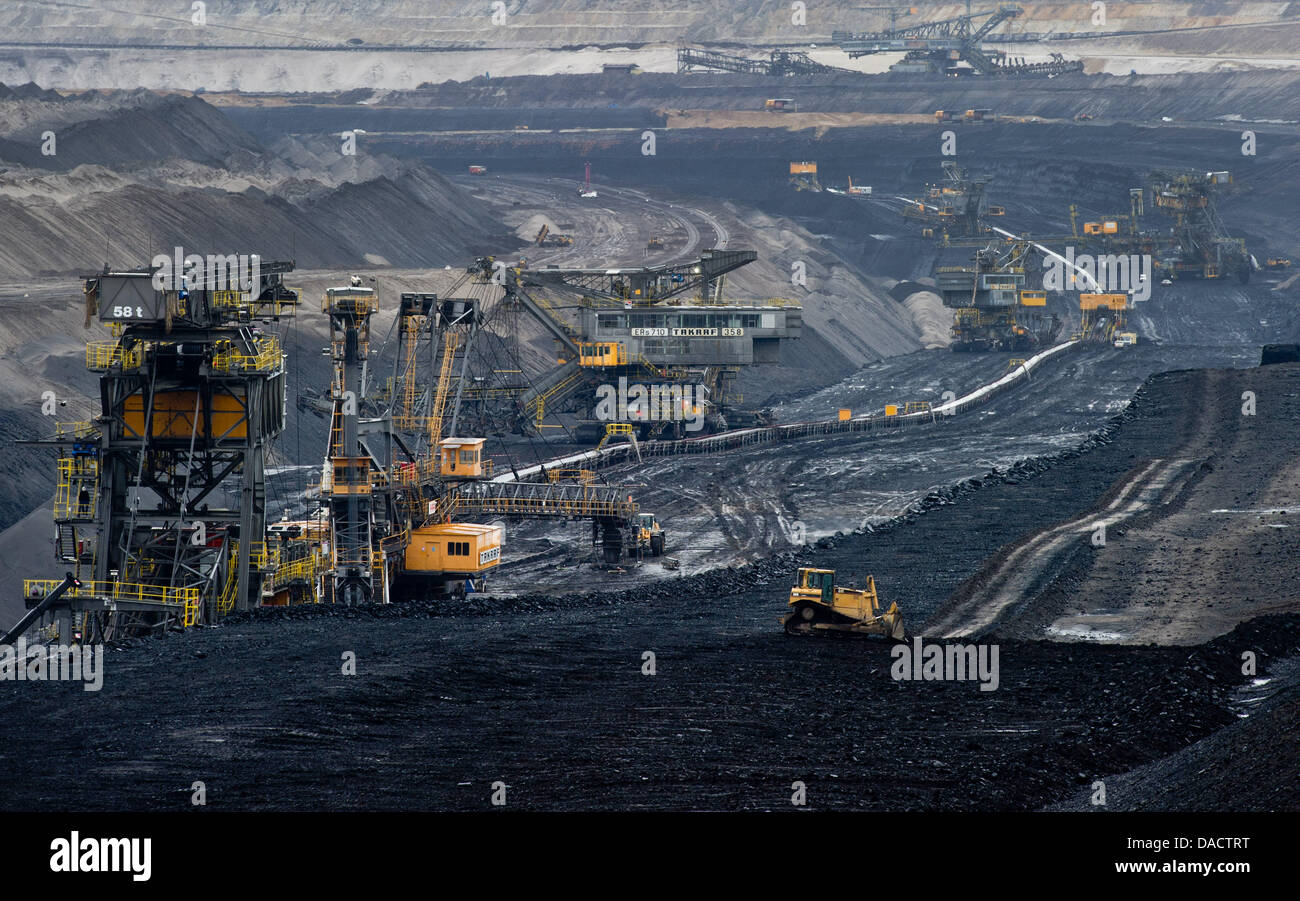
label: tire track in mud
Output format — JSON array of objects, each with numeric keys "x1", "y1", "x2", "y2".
[
  {"x1": 925, "y1": 369, "x2": 1246, "y2": 640},
  {"x1": 930, "y1": 455, "x2": 1204, "y2": 639}
]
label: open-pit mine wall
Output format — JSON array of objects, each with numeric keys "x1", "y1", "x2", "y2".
[
  {"x1": 3, "y1": 2, "x2": 1299, "y2": 91},
  {"x1": 4, "y1": 2, "x2": 1294, "y2": 49}
]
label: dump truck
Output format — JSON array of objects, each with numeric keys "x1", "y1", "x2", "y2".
[
  {"x1": 782, "y1": 567, "x2": 904, "y2": 639},
  {"x1": 634, "y1": 512, "x2": 665, "y2": 557}
]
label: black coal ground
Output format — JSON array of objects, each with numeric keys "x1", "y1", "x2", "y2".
[{"x1": 2, "y1": 365, "x2": 1298, "y2": 811}]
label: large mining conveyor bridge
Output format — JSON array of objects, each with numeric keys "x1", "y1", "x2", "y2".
[{"x1": 495, "y1": 341, "x2": 1081, "y2": 481}]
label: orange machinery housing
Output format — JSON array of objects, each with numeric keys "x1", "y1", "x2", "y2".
[
  {"x1": 404, "y1": 522, "x2": 503, "y2": 576},
  {"x1": 123, "y1": 390, "x2": 248, "y2": 440}
]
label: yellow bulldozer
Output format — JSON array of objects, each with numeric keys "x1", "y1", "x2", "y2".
[{"x1": 781, "y1": 567, "x2": 905, "y2": 639}]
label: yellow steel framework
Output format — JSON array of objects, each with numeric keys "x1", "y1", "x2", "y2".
[
  {"x1": 522, "y1": 366, "x2": 586, "y2": 422},
  {"x1": 394, "y1": 314, "x2": 425, "y2": 430},
  {"x1": 596, "y1": 422, "x2": 635, "y2": 449},
  {"x1": 209, "y1": 288, "x2": 299, "y2": 317},
  {"x1": 427, "y1": 331, "x2": 459, "y2": 447},
  {"x1": 53, "y1": 457, "x2": 98, "y2": 520}
]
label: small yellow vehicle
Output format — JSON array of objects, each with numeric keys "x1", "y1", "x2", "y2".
[
  {"x1": 781, "y1": 567, "x2": 905, "y2": 639},
  {"x1": 635, "y1": 512, "x2": 665, "y2": 557}
]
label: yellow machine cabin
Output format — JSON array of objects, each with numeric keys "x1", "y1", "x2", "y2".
[
  {"x1": 404, "y1": 522, "x2": 503, "y2": 575},
  {"x1": 1079, "y1": 293, "x2": 1128, "y2": 311},
  {"x1": 578, "y1": 341, "x2": 628, "y2": 368},
  {"x1": 782, "y1": 567, "x2": 904, "y2": 639},
  {"x1": 437, "y1": 437, "x2": 488, "y2": 479},
  {"x1": 329, "y1": 457, "x2": 372, "y2": 495}
]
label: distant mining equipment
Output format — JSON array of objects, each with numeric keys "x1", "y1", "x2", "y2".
[
  {"x1": 997, "y1": 173, "x2": 1251, "y2": 284},
  {"x1": 1036, "y1": 173, "x2": 1252, "y2": 283},
  {"x1": 474, "y1": 250, "x2": 802, "y2": 443},
  {"x1": 1148, "y1": 170, "x2": 1253, "y2": 283},
  {"x1": 903, "y1": 159, "x2": 991, "y2": 238},
  {"x1": 789, "y1": 161, "x2": 822, "y2": 192},
  {"x1": 1061, "y1": 172, "x2": 1252, "y2": 283},
  {"x1": 937, "y1": 244, "x2": 1062, "y2": 353},
  {"x1": 833, "y1": 5, "x2": 1083, "y2": 76},
  {"x1": 676, "y1": 47, "x2": 852, "y2": 77},
  {"x1": 1078, "y1": 293, "x2": 1130, "y2": 346},
  {"x1": 907, "y1": 163, "x2": 1255, "y2": 351}
]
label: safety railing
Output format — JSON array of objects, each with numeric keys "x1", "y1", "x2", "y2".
[
  {"x1": 217, "y1": 558, "x2": 238, "y2": 615},
  {"x1": 322, "y1": 292, "x2": 379, "y2": 316},
  {"x1": 266, "y1": 554, "x2": 319, "y2": 589},
  {"x1": 22, "y1": 579, "x2": 197, "y2": 608},
  {"x1": 54, "y1": 421, "x2": 99, "y2": 440},
  {"x1": 210, "y1": 290, "x2": 250, "y2": 310},
  {"x1": 373, "y1": 531, "x2": 410, "y2": 566},
  {"x1": 546, "y1": 468, "x2": 597, "y2": 485},
  {"x1": 242, "y1": 541, "x2": 270, "y2": 569},
  {"x1": 391, "y1": 459, "x2": 435, "y2": 486},
  {"x1": 85, "y1": 341, "x2": 144, "y2": 371},
  {"x1": 211, "y1": 336, "x2": 282, "y2": 373},
  {"x1": 447, "y1": 481, "x2": 638, "y2": 521}
]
